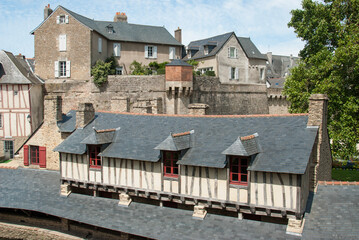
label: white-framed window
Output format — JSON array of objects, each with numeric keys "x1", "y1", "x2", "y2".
[
  {"x1": 113, "y1": 43, "x2": 121, "y2": 57},
  {"x1": 98, "y1": 38, "x2": 102, "y2": 53},
  {"x1": 169, "y1": 47, "x2": 175, "y2": 60},
  {"x1": 55, "y1": 61, "x2": 71, "y2": 78},
  {"x1": 59, "y1": 34, "x2": 67, "y2": 51},
  {"x1": 260, "y1": 68, "x2": 265, "y2": 80},
  {"x1": 145, "y1": 45, "x2": 157, "y2": 59},
  {"x1": 204, "y1": 46, "x2": 209, "y2": 55},
  {"x1": 228, "y1": 47, "x2": 238, "y2": 58},
  {"x1": 116, "y1": 67, "x2": 123, "y2": 75},
  {"x1": 187, "y1": 51, "x2": 191, "y2": 59},
  {"x1": 56, "y1": 15, "x2": 69, "y2": 24},
  {"x1": 230, "y1": 67, "x2": 239, "y2": 80}
]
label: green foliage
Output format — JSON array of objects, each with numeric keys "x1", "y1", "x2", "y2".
[
  {"x1": 187, "y1": 59, "x2": 199, "y2": 67},
  {"x1": 285, "y1": 0, "x2": 359, "y2": 158},
  {"x1": 91, "y1": 60, "x2": 111, "y2": 87},
  {"x1": 105, "y1": 56, "x2": 119, "y2": 75},
  {"x1": 204, "y1": 71, "x2": 215, "y2": 76},
  {"x1": 332, "y1": 169, "x2": 359, "y2": 181},
  {"x1": 130, "y1": 61, "x2": 168, "y2": 75},
  {"x1": 149, "y1": 61, "x2": 168, "y2": 75}
]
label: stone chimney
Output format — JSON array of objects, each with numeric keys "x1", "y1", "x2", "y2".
[
  {"x1": 76, "y1": 103, "x2": 95, "y2": 129},
  {"x1": 15, "y1": 54, "x2": 25, "y2": 61},
  {"x1": 44, "y1": 4, "x2": 53, "y2": 20},
  {"x1": 307, "y1": 94, "x2": 332, "y2": 190},
  {"x1": 114, "y1": 12, "x2": 127, "y2": 22},
  {"x1": 175, "y1": 27, "x2": 182, "y2": 44},
  {"x1": 44, "y1": 95, "x2": 62, "y2": 126}
]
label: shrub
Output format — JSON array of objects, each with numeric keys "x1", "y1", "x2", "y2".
[
  {"x1": 91, "y1": 60, "x2": 111, "y2": 87},
  {"x1": 204, "y1": 71, "x2": 215, "y2": 76}
]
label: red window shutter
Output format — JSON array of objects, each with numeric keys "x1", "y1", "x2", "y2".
[
  {"x1": 23, "y1": 145, "x2": 29, "y2": 166},
  {"x1": 39, "y1": 146, "x2": 46, "y2": 168}
]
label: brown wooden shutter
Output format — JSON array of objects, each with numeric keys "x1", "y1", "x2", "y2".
[
  {"x1": 23, "y1": 145, "x2": 29, "y2": 166},
  {"x1": 39, "y1": 146, "x2": 46, "y2": 168}
]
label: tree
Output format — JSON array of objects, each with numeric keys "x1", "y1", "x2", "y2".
[{"x1": 285, "y1": 0, "x2": 359, "y2": 158}]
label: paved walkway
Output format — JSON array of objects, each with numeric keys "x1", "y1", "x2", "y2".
[{"x1": 0, "y1": 168, "x2": 358, "y2": 239}]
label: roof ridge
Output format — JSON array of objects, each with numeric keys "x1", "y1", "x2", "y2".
[
  {"x1": 96, "y1": 110, "x2": 308, "y2": 118},
  {"x1": 189, "y1": 32, "x2": 233, "y2": 44}
]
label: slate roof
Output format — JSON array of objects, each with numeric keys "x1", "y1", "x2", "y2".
[
  {"x1": 54, "y1": 112, "x2": 317, "y2": 174},
  {"x1": 155, "y1": 132, "x2": 192, "y2": 151},
  {"x1": 166, "y1": 59, "x2": 192, "y2": 67},
  {"x1": 222, "y1": 133, "x2": 260, "y2": 156},
  {"x1": 267, "y1": 78, "x2": 286, "y2": 88},
  {"x1": 58, "y1": 110, "x2": 77, "y2": 133},
  {"x1": 1, "y1": 168, "x2": 358, "y2": 239},
  {"x1": 81, "y1": 128, "x2": 117, "y2": 145},
  {"x1": 31, "y1": 6, "x2": 182, "y2": 46},
  {"x1": 0, "y1": 50, "x2": 42, "y2": 85},
  {"x1": 186, "y1": 32, "x2": 267, "y2": 61}
]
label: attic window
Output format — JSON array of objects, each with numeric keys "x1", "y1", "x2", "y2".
[
  {"x1": 57, "y1": 15, "x2": 69, "y2": 24},
  {"x1": 204, "y1": 46, "x2": 209, "y2": 55},
  {"x1": 229, "y1": 156, "x2": 248, "y2": 185},
  {"x1": 106, "y1": 24, "x2": 114, "y2": 34},
  {"x1": 163, "y1": 151, "x2": 179, "y2": 178}
]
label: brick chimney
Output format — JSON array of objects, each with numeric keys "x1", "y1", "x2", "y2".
[
  {"x1": 307, "y1": 94, "x2": 332, "y2": 190},
  {"x1": 114, "y1": 12, "x2": 127, "y2": 22},
  {"x1": 76, "y1": 103, "x2": 95, "y2": 129},
  {"x1": 44, "y1": 4, "x2": 53, "y2": 20},
  {"x1": 175, "y1": 27, "x2": 182, "y2": 44},
  {"x1": 44, "y1": 95, "x2": 62, "y2": 126}
]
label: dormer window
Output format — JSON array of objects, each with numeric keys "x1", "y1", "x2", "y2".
[
  {"x1": 229, "y1": 156, "x2": 248, "y2": 185},
  {"x1": 106, "y1": 24, "x2": 114, "y2": 34},
  {"x1": 204, "y1": 46, "x2": 209, "y2": 55},
  {"x1": 163, "y1": 151, "x2": 179, "y2": 178},
  {"x1": 89, "y1": 145, "x2": 101, "y2": 169}
]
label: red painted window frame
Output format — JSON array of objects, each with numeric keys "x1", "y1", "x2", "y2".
[
  {"x1": 89, "y1": 145, "x2": 101, "y2": 169},
  {"x1": 30, "y1": 145, "x2": 40, "y2": 165},
  {"x1": 163, "y1": 151, "x2": 179, "y2": 178},
  {"x1": 229, "y1": 156, "x2": 249, "y2": 186}
]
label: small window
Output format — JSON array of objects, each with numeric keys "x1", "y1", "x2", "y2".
[
  {"x1": 59, "y1": 34, "x2": 67, "y2": 51},
  {"x1": 55, "y1": 61, "x2": 70, "y2": 78},
  {"x1": 228, "y1": 47, "x2": 237, "y2": 58},
  {"x1": 145, "y1": 45, "x2": 157, "y2": 59},
  {"x1": 4, "y1": 141, "x2": 14, "y2": 159},
  {"x1": 169, "y1": 47, "x2": 175, "y2": 60},
  {"x1": 107, "y1": 24, "x2": 114, "y2": 34},
  {"x1": 113, "y1": 43, "x2": 121, "y2": 57},
  {"x1": 30, "y1": 146, "x2": 39, "y2": 165},
  {"x1": 229, "y1": 156, "x2": 248, "y2": 185},
  {"x1": 163, "y1": 151, "x2": 179, "y2": 178},
  {"x1": 59, "y1": 61, "x2": 66, "y2": 77},
  {"x1": 116, "y1": 67, "x2": 123, "y2": 75},
  {"x1": 260, "y1": 68, "x2": 265, "y2": 80},
  {"x1": 204, "y1": 46, "x2": 209, "y2": 55},
  {"x1": 98, "y1": 38, "x2": 102, "y2": 53},
  {"x1": 57, "y1": 15, "x2": 69, "y2": 24},
  {"x1": 230, "y1": 67, "x2": 238, "y2": 80},
  {"x1": 89, "y1": 145, "x2": 101, "y2": 169}
]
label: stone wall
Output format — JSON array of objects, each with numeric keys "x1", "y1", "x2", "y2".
[
  {"x1": 267, "y1": 88, "x2": 290, "y2": 114},
  {"x1": 192, "y1": 76, "x2": 269, "y2": 115}
]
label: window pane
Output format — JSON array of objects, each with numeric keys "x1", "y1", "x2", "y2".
[
  {"x1": 173, "y1": 167, "x2": 178, "y2": 174},
  {"x1": 232, "y1": 174, "x2": 238, "y2": 181},
  {"x1": 241, "y1": 167, "x2": 247, "y2": 174},
  {"x1": 232, "y1": 166, "x2": 238, "y2": 173},
  {"x1": 241, "y1": 175, "x2": 247, "y2": 182},
  {"x1": 165, "y1": 167, "x2": 171, "y2": 174},
  {"x1": 241, "y1": 158, "x2": 248, "y2": 166},
  {"x1": 232, "y1": 157, "x2": 239, "y2": 165},
  {"x1": 165, "y1": 152, "x2": 171, "y2": 159}
]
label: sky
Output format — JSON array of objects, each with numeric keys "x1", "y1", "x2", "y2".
[{"x1": 0, "y1": 0, "x2": 304, "y2": 58}]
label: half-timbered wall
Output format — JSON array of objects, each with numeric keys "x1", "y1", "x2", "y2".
[
  {"x1": 61, "y1": 153, "x2": 304, "y2": 213},
  {"x1": 0, "y1": 84, "x2": 32, "y2": 138}
]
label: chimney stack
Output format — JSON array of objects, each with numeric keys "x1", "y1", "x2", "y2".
[
  {"x1": 15, "y1": 54, "x2": 25, "y2": 61},
  {"x1": 44, "y1": 95, "x2": 62, "y2": 126},
  {"x1": 114, "y1": 12, "x2": 127, "y2": 22},
  {"x1": 175, "y1": 27, "x2": 182, "y2": 44},
  {"x1": 307, "y1": 94, "x2": 332, "y2": 190},
  {"x1": 76, "y1": 103, "x2": 95, "y2": 129},
  {"x1": 44, "y1": 4, "x2": 53, "y2": 20}
]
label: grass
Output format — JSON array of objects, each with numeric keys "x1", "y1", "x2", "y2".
[
  {"x1": 0, "y1": 159, "x2": 12, "y2": 164},
  {"x1": 332, "y1": 168, "x2": 359, "y2": 181}
]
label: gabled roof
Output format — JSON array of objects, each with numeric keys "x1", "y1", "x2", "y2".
[
  {"x1": 31, "y1": 5, "x2": 182, "y2": 46},
  {"x1": 222, "y1": 133, "x2": 260, "y2": 156},
  {"x1": 155, "y1": 131, "x2": 192, "y2": 151},
  {"x1": 81, "y1": 128, "x2": 117, "y2": 145},
  {"x1": 0, "y1": 50, "x2": 42, "y2": 85},
  {"x1": 54, "y1": 112, "x2": 318, "y2": 174},
  {"x1": 185, "y1": 32, "x2": 267, "y2": 61}
]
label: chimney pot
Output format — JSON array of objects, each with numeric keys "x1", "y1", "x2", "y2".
[
  {"x1": 114, "y1": 11, "x2": 127, "y2": 22},
  {"x1": 44, "y1": 4, "x2": 53, "y2": 20}
]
